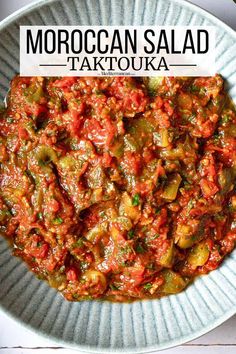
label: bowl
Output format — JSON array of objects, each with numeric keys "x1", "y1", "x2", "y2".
[{"x1": 0, "y1": 0, "x2": 236, "y2": 352}]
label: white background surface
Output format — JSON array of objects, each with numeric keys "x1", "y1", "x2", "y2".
[{"x1": 0, "y1": 0, "x2": 236, "y2": 353}]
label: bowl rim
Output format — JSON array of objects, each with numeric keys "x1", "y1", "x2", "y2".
[
  {"x1": 0, "y1": 0, "x2": 236, "y2": 39},
  {"x1": 0, "y1": 0, "x2": 236, "y2": 352}
]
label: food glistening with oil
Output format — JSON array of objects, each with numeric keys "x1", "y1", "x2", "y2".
[{"x1": 0, "y1": 75, "x2": 236, "y2": 301}]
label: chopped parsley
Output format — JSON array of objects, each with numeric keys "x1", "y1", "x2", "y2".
[
  {"x1": 37, "y1": 212, "x2": 43, "y2": 220},
  {"x1": 119, "y1": 245, "x2": 133, "y2": 255},
  {"x1": 127, "y1": 229, "x2": 135, "y2": 239},
  {"x1": 80, "y1": 261, "x2": 89, "y2": 271},
  {"x1": 199, "y1": 87, "x2": 207, "y2": 95},
  {"x1": 110, "y1": 284, "x2": 120, "y2": 291},
  {"x1": 221, "y1": 114, "x2": 231, "y2": 124},
  {"x1": 143, "y1": 283, "x2": 152, "y2": 290},
  {"x1": 6, "y1": 117, "x2": 14, "y2": 124},
  {"x1": 135, "y1": 243, "x2": 146, "y2": 254},
  {"x1": 151, "y1": 233, "x2": 160, "y2": 240},
  {"x1": 190, "y1": 85, "x2": 199, "y2": 93},
  {"x1": 213, "y1": 134, "x2": 220, "y2": 143},
  {"x1": 73, "y1": 238, "x2": 84, "y2": 248},
  {"x1": 188, "y1": 113, "x2": 196, "y2": 122},
  {"x1": 132, "y1": 193, "x2": 140, "y2": 206},
  {"x1": 53, "y1": 216, "x2": 63, "y2": 225}
]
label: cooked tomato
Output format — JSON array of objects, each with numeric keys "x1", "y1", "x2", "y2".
[{"x1": 0, "y1": 74, "x2": 235, "y2": 302}]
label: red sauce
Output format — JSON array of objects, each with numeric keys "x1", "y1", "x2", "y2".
[{"x1": 0, "y1": 75, "x2": 235, "y2": 301}]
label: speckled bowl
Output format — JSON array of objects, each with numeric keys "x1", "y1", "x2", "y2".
[{"x1": 0, "y1": 0, "x2": 236, "y2": 352}]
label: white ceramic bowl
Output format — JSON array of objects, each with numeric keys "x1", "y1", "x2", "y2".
[{"x1": 0, "y1": 0, "x2": 236, "y2": 352}]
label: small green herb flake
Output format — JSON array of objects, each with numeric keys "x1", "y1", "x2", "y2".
[
  {"x1": 199, "y1": 87, "x2": 207, "y2": 95},
  {"x1": 80, "y1": 261, "x2": 88, "y2": 270},
  {"x1": 37, "y1": 212, "x2": 43, "y2": 220},
  {"x1": 136, "y1": 243, "x2": 146, "y2": 254},
  {"x1": 214, "y1": 214, "x2": 225, "y2": 221},
  {"x1": 221, "y1": 115, "x2": 230, "y2": 124},
  {"x1": 120, "y1": 245, "x2": 132, "y2": 255},
  {"x1": 190, "y1": 85, "x2": 199, "y2": 93},
  {"x1": 73, "y1": 238, "x2": 84, "y2": 248},
  {"x1": 143, "y1": 283, "x2": 152, "y2": 290},
  {"x1": 127, "y1": 229, "x2": 135, "y2": 239},
  {"x1": 6, "y1": 117, "x2": 14, "y2": 124},
  {"x1": 110, "y1": 284, "x2": 119, "y2": 291},
  {"x1": 132, "y1": 193, "x2": 140, "y2": 206},
  {"x1": 188, "y1": 113, "x2": 196, "y2": 122},
  {"x1": 94, "y1": 89, "x2": 104, "y2": 96},
  {"x1": 213, "y1": 134, "x2": 220, "y2": 144},
  {"x1": 53, "y1": 216, "x2": 63, "y2": 225}
]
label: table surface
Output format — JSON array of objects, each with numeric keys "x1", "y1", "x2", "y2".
[{"x1": 0, "y1": 0, "x2": 236, "y2": 353}]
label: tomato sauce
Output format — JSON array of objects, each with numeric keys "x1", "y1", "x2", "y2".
[{"x1": 0, "y1": 75, "x2": 235, "y2": 301}]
